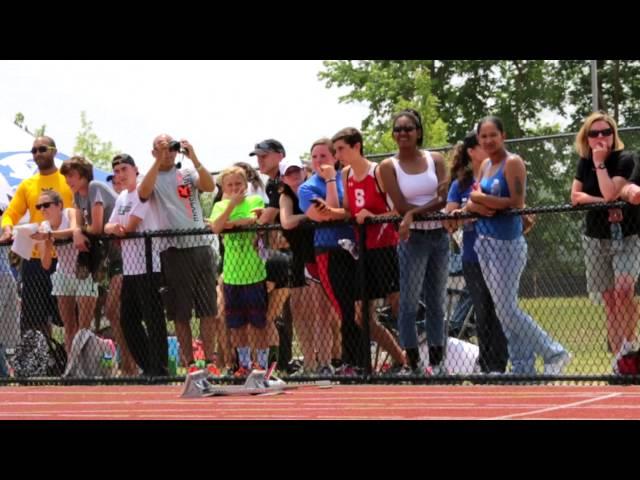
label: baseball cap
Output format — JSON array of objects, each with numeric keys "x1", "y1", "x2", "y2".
[
  {"x1": 279, "y1": 158, "x2": 304, "y2": 176},
  {"x1": 112, "y1": 153, "x2": 136, "y2": 168},
  {"x1": 249, "y1": 139, "x2": 286, "y2": 157}
]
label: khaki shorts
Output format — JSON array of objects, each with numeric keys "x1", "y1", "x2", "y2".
[{"x1": 582, "y1": 234, "x2": 640, "y2": 294}]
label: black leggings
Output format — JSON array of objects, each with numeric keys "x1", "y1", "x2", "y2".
[
  {"x1": 316, "y1": 248, "x2": 367, "y2": 369},
  {"x1": 462, "y1": 261, "x2": 509, "y2": 373},
  {"x1": 120, "y1": 273, "x2": 168, "y2": 376}
]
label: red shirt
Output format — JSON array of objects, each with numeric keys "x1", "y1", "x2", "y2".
[{"x1": 346, "y1": 163, "x2": 398, "y2": 250}]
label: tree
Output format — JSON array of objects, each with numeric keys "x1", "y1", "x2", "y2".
[
  {"x1": 74, "y1": 111, "x2": 120, "y2": 169},
  {"x1": 318, "y1": 61, "x2": 448, "y2": 154},
  {"x1": 13, "y1": 112, "x2": 46, "y2": 137},
  {"x1": 558, "y1": 60, "x2": 640, "y2": 130}
]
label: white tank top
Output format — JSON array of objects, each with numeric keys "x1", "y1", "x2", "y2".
[
  {"x1": 54, "y1": 209, "x2": 78, "y2": 276},
  {"x1": 391, "y1": 151, "x2": 442, "y2": 230}
]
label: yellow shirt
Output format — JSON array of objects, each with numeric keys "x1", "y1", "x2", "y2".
[{"x1": 1, "y1": 170, "x2": 73, "y2": 258}]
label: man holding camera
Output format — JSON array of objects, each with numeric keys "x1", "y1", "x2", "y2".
[
  {"x1": 0, "y1": 136, "x2": 73, "y2": 337},
  {"x1": 138, "y1": 135, "x2": 218, "y2": 374}
]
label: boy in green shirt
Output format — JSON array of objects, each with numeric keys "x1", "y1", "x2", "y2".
[{"x1": 209, "y1": 167, "x2": 268, "y2": 377}]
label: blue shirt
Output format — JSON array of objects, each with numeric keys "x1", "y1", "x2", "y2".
[
  {"x1": 475, "y1": 160, "x2": 522, "y2": 241},
  {"x1": 298, "y1": 171, "x2": 354, "y2": 249},
  {"x1": 447, "y1": 179, "x2": 478, "y2": 263}
]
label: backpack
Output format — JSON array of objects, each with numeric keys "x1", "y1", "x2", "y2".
[
  {"x1": 63, "y1": 329, "x2": 116, "y2": 378},
  {"x1": 617, "y1": 350, "x2": 640, "y2": 375},
  {"x1": 13, "y1": 330, "x2": 51, "y2": 378}
]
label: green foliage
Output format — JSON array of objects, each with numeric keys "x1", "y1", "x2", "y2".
[
  {"x1": 14, "y1": 112, "x2": 24, "y2": 128},
  {"x1": 319, "y1": 61, "x2": 448, "y2": 154},
  {"x1": 320, "y1": 60, "x2": 640, "y2": 150},
  {"x1": 13, "y1": 111, "x2": 46, "y2": 137},
  {"x1": 73, "y1": 111, "x2": 120, "y2": 169}
]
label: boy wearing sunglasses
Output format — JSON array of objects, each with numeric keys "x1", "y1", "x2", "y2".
[{"x1": 0, "y1": 136, "x2": 73, "y2": 337}]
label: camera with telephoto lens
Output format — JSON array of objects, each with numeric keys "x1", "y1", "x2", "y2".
[{"x1": 168, "y1": 140, "x2": 187, "y2": 154}]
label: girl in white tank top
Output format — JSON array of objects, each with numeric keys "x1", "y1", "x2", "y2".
[{"x1": 391, "y1": 150, "x2": 442, "y2": 230}]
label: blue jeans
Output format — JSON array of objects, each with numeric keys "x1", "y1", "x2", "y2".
[
  {"x1": 397, "y1": 229, "x2": 449, "y2": 349},
  {"x1": 475, "y1": 236, "x2": 566, "y2": 375}
]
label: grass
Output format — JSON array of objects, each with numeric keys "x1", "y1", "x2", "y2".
[
  {"x1": 520, "y1": 296, "x2": 613, "y2": 375},
  {"x1": 51, "y1": 296, "x2": 619, "y2": 377}
]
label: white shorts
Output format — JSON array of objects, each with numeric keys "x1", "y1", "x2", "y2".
[{"x1": 51, "y1": 271, "x2": 99, "y2": 298}]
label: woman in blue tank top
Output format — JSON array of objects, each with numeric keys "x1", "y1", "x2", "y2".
[{"x1": 470, "y1": 116, "x2": 570, "y2": 376}]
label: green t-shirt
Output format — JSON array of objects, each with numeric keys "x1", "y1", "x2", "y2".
[{"x1": 210, "y1": 195, "x2": 266, "y2": 285}]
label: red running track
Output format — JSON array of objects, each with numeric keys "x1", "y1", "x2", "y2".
[{"x1": 0, "y1": 384, "x2": 639, "y2": 420}]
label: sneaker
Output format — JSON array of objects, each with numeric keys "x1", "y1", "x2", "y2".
[
  {"x1": 335, "y1": 364, "x2": 361, "y2": 377},
  {"x1": 543, "y1": 351, "x2": 572, "y2": 375},
  {"x1": 396, "y1": 365, "x2": 418, "y2": 377},
  {"x1": 233, "y1": 366, "x2": 251, "y2": 378},
  {"x1": 290, "y1": 367, "x2": 307, "y2": 377},
  {"x1": 316, "y1": 364, "x2": 335, "y2": 377},
  {"x1": 430, "y1": 364, "x2": 449, "y2": 376},
  {"x1": 206, "y1": 363, "x2": 221, "y2": 377}
]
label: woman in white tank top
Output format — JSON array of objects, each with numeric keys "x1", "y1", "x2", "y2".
[
  {"x1": 32, "y1": 191, "x2": 99, "y2": 355},
  {"x1": 379, "y1": 109, "x2": 450, "y2": 375}
]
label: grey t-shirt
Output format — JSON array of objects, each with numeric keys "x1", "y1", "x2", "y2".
[
  {"x1": 74, "y1": 180, "x2": 117, "y2": 228},
  {"x1": 149, "y1": 167, "x2": 212, "y2": 249}
]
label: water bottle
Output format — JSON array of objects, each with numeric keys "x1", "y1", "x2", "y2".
[
  {"x1": 101, "y1": 351, "x2": 114, "y2": 370},
  {"x1": 490, "y1": 178, "x2": 501, "y2": 197},
  {"x1": 338, "y1": 238, "x2": 359, "y2": 260},
  {"x1": 610, "y1": 222, "x2": 624, "y2": 253},
  {"x1": 167, "y1": 336, "x2": 180, "y2": 376}
]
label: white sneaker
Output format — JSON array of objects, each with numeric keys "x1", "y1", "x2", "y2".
[{"x1": 544, "y1": 352, "x2": 572, "y2": 375}]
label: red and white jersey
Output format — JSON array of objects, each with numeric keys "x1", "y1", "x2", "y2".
[{"x1": 347, "y1": 162, "x2": 398, "y2": 249}]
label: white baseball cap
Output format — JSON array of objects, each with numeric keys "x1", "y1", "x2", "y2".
[{"x1": 279, "y1": 158, "x2": 304, "y2": 176}]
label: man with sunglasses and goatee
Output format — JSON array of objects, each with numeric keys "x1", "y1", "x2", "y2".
[{"x1": 0, "y1": 136, "x2": 73, "y2": 338}]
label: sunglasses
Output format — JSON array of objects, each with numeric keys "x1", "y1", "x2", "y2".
[
  {"x1": 587, "y1": 128, "x2": 613, "y2": 138},
  {"x1": 35, "y1": 201, "x2": 58, "y2": 210},
  {"x1": 393, "y1": 125, "x2": 417, "y2": 133},
  {"x1": 31, "y1": 146, "x2": 55, "y2": 154}
]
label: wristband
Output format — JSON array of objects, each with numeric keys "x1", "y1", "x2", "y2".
[{"x1": 326, "y1": 178, "x2": 336, "y2": 183}]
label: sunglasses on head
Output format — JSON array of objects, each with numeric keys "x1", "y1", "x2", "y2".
[
  {"x1": 35, "y1": 201, "x2": 58, "y2": 210},
  {"x1": 31, "y1": 146, "x2": 54, "y2": 154},
  {"x1": 587, "y1": 128, "x2": 614, "y2": 138},
  {"x1": 393, "y1": 125, "x2": 417, "y2": 133}
]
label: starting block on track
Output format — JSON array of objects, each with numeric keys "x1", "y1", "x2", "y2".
[{"x1": 180, "y1": 363, "x2": 331, "y2": 398}]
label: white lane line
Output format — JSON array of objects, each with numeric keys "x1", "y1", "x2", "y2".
[{"x1": 492, "y1": 392, "x2": 622, "y2": 420}]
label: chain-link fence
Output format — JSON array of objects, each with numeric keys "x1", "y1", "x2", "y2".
[{"x1": 2, "y1": 128, "x2": 640, "y2": 384}]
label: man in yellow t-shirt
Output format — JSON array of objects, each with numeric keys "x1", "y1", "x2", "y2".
[{"x1": 0, "y1": 136, "x2": 73, "y2": 337}]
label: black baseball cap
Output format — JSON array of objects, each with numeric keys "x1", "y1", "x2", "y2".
[
  {"x1": 112, "y1": 153, "x2": 136, "y2": 168},
  {"x1": 248, "y1": 139, "x2": 285, "y2": 157}
]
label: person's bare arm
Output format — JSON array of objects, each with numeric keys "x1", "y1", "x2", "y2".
[
  {"x1": 87, "y1": 202, "x2": 104, "y2": 235},
  {"x1": 279, "y1": 194, "x2": 307, "y2": 230},
  {"x1": 138, "y1": 157, "x2": 162, "y2": 201},
  {"x1": 571, "y1": 179, "x2": 604, "y2": 205}
]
